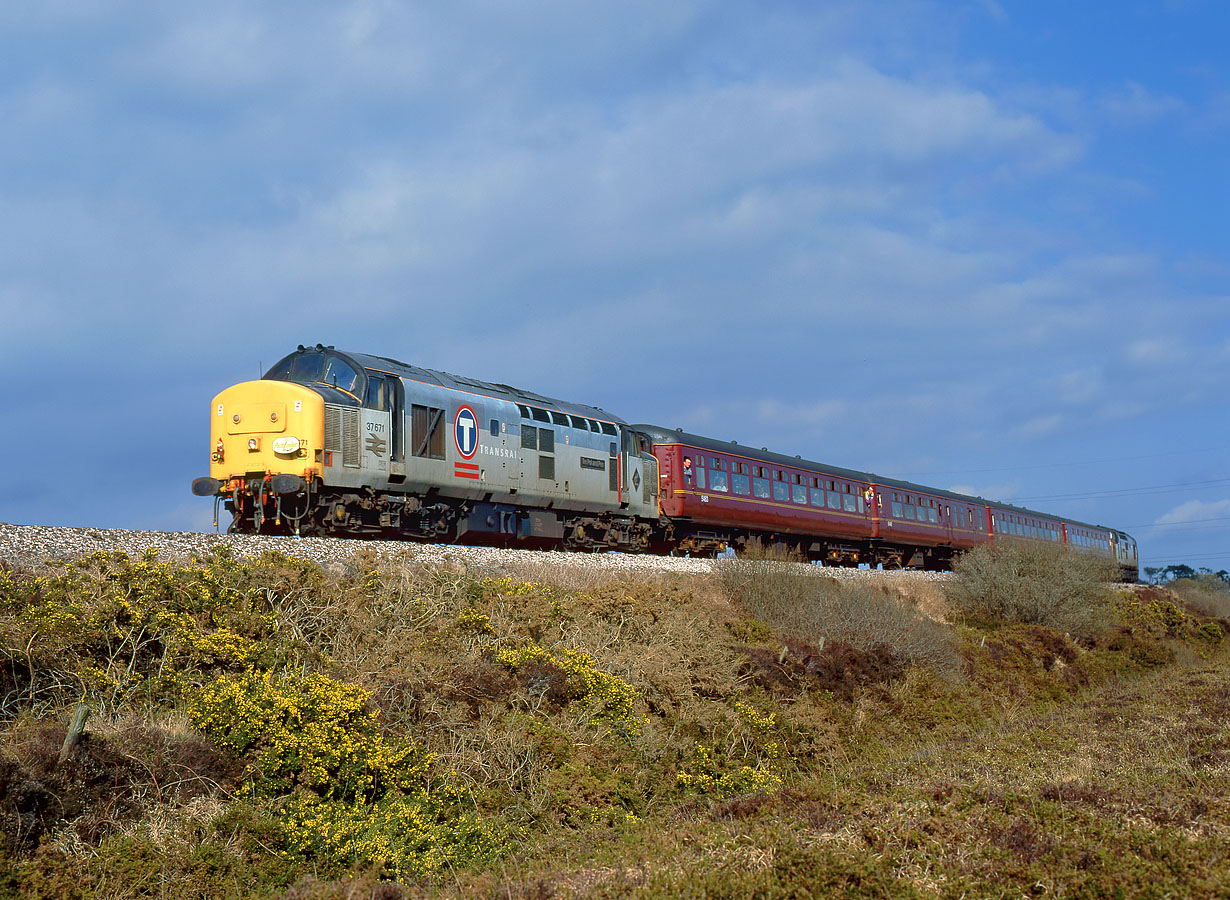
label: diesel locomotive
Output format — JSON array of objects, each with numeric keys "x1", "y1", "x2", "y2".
[{"x1": 192, "y1": 344, "x2": 1139, "y2": 580}]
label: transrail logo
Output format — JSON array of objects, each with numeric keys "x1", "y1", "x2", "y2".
[{"x1": 454, "y1": 406, "x2": 478, "y2": 459}]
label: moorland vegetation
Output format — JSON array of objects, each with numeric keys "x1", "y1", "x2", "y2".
[{"x1": 1, "y1": 541, "x2": 1227, "y2": 899}]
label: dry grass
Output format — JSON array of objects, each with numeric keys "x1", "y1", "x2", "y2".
[
  {"x1": 714, "y1": 557, "x2": 961, "y2": 676},
  {"x1": 1169, "y1": 574, "x2": 1230, "y2": 619}
]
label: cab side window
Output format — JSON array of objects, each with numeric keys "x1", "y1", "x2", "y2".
[{"x1": 364, "y1": 375, "x2": 388, "y2": 410}]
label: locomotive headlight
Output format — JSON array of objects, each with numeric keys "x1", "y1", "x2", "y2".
[
  {"x1": 248, "y1": 438, "x2": 260, "y2": 452},
  {"x1": 272, "y1": 436, "x2": 301, "y2": 455}
]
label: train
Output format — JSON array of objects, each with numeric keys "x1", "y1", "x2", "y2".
[{"x1": 191, "y1": 345, "x2": 1139, "y2": 580}]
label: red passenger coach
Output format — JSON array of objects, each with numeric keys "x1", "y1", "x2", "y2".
[
  {"x1": 643, "y1": 426, "x2": 883, "y2": 565},
  {"x1": 639, "y1": 424, "x2": 1137, "y2": 577}
]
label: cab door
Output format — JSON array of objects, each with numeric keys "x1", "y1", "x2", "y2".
[{"x1": 362, "y1": 374, "x2": 394, "y2": 481}]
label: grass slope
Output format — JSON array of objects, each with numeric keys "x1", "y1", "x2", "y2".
[{"x1": 0, "y1": 545, "x2": 1226, "y2": 899}]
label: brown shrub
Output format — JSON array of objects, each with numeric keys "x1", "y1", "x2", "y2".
[
  {"x1": 948, "y1": 540, "x2": 1118, "y2": 639},
  {"x1": 738, "y1": 637, "x2": 904, "y2": 701}
]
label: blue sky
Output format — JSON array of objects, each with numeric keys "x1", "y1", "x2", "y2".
[{"x1": 2, "y1": 1, "x2": 1227, "y2": 575}]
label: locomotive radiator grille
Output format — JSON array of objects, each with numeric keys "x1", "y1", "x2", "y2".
[
  {"x1": 342, "y1": 407, "x2": 360, "y2": 467},
  {"x1": 325, "y1": 407, "x2": 341, "y2": 453},
  {"x1": 324, "y1": 405, "x2": 362, "y2": 468}
]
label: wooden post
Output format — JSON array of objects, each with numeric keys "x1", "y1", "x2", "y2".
[{"x1": 57, "y1": 703, "x2": 90, "y2": 766}]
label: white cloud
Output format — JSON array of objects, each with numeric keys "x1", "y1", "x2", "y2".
[
  {"x1": 1154, "y1": 499, "x2": 1230, "y2": 528},
  {"x1": 1099, "y1": 81, "x2": 1185, "y2": 126}
]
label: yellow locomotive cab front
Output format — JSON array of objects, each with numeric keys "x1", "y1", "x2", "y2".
[{"x1": 192, "y1": 380, "x2": 325, "y2": 499}]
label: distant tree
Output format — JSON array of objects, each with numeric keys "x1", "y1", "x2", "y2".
[{"x1": 1165, "y1": 564, "x2": 1195, "y2": 583}]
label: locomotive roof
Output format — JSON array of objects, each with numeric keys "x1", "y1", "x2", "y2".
[
  {"x1": 344, "y1": 350, "x2": 627, "y2": 426},
  {"x1": 633, "y1": 424, "x2": 1121, "y2": 535}
]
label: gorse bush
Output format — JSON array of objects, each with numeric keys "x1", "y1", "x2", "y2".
[
  {"x1": 948, "y1": 541, "x2": 1118, "y2": 638},
  {"x1": 190, "y1": 670, "x2": 504, "y2": 877},
  {"x1": 495, "y1": 642, "x2": 641, "y2": 735}
]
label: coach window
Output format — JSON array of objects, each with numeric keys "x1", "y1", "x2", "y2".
[
  {"x1": 810, "y1": 487, "x2": 825, "y2": 507},
  {"x1": 773, "y1": 480, "x2": 788, "y2": 502},
  {"x1": 928, "y1": 505, "x2": 938, "y2": 524},
  {"x1": 793, "y1": 484, "x2": 808, "y2": 504},
  {"x1": 754, "y1": 477, "x2": 771, "y2": 499},
  {"x1": 709, "y1": 470, "x2": 729, "y2": 492},
  {"x1": 733, "y1": 473, "x2": 750, "y2": 495}
]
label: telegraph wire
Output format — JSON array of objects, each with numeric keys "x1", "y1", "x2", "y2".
[
  {"x1": 1012, "y1": 477, "x2": 1230, "y2": 504},
  {"x1": 887, "y1": 447, "x2": 1220, "y2": 480}
]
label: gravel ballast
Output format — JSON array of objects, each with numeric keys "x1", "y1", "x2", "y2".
[{"x1": 0, "y1": 522, "x2": 953, "y2": 582}]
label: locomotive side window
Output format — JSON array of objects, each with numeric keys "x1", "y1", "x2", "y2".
[
  {"x1": 411, "y1": 405, "x2": 446, "y2": 459},
  {"x1": 517, "y1": 404, "x2": 530, "y2": 419},
  {"x1": 551, "y1": 412, "x2": 570, "y2": 426},
  {"x1": 490, "y1": 418, "x2": 499, "y2": 437},
  {"x1": 600, "y1": 422, "x2": 617, "y2": 436},
  {"x1": 364, "y1": 375, "x2": 388, "y2": 410},
  {"x1": 531, "y1": 408, "x2": 550, "y2": 423}
]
